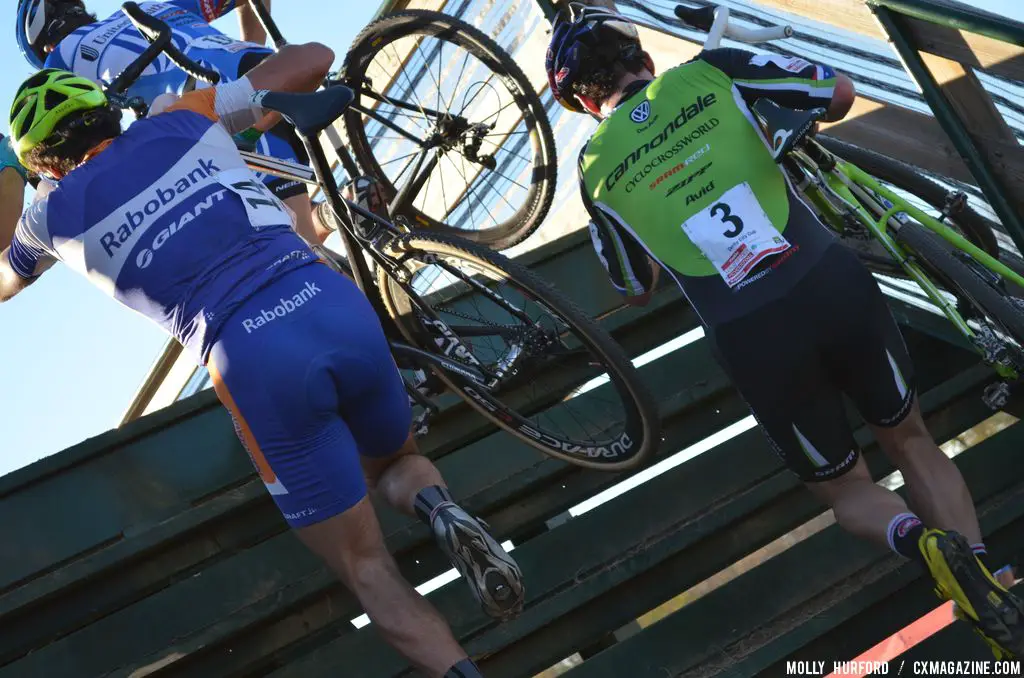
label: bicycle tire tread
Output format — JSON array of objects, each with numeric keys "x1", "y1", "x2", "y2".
[{"x1": 378, "y1": 230, "x2": 660, "y2": 470}]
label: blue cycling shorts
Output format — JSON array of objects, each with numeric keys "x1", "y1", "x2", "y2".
[{"x1": 208, "y1": 264, "x2": 413, "y2": 528}]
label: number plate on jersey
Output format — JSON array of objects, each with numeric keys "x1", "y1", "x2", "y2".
[
  {"x1": 219, "y1": 168, "x2": 293, "y2": 231},
  {"x1": 681, "y1": 182, "x2": 790, "y2": 288}
]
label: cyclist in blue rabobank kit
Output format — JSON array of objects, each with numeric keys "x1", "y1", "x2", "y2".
[
  {"x1": 15, "y1": 0, "x2": 339, "y2": 245},
  {"x1": 546, "y1": 3, "x2": 1023, "y2": 659},
  {"x1": 0, "y1": 35, "x2": 521, "y2": 678}
]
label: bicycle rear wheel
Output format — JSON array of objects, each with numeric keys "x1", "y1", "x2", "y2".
[
  {"x1": 342, "y1": 10, "x2": 557, "y2": 251},
  {"x1": 817, "y1": 137, "x2": 998, "y2": 276},
  {"x1": 376, "y1": 232, "x2": 659, "y2": 470}
]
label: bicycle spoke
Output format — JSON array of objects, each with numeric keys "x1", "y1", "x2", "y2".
[
  {"x1": 389, "y1": 42, "x2": 433, "y2": 122},
  {"x1": 378, "y1": 150, "x2": 422, "y2": 169},
  {"x1": 480, "y1": 98, "x2": 519, "y2": 125},
  {"x1": 457, "y1": 155, "x2": 501, "y2": 228},
  {"x1": 445, "y1": 49, "x2": 473, "y2": 113}
]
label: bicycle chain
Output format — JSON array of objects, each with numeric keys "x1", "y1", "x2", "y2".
[{"x1": 434, "y1": 304, "x2": 529, "y2": 335}]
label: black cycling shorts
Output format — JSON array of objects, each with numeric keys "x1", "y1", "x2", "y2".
[{"x1": 707, "y1": 244, "x2": 916, "y2": 482}]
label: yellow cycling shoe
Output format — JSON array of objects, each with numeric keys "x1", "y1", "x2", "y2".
[{"x1": 920, "y1": 528, "x2": 1024, "y2": 659}]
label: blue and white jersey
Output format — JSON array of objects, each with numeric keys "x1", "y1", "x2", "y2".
[
  {"x1": 8, "y1": 109, "x2": 317, "y2": 363},
  {"x1": 45, "y1": 0, "x2": 270, "y2": 104}
]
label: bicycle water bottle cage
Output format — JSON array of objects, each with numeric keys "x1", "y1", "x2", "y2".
[
  {"x1": 346, "y1": 176, "x2": 389, "y2": 240},
  {"x1": 257, "y1": 88, "x2": 355, "y2": 137},
  {"x1": 753, "y1": 99, "x2": 827, "y2": 162}
]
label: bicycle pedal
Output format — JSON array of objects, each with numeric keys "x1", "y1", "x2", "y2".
[{"x1": 983, "y1": 382, "x2": 1012, "y2": 410}]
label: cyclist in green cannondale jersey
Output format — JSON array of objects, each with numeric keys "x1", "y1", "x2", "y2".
[{"x1": 546, "y1": 3, "x2": 1023, "y2": 658}]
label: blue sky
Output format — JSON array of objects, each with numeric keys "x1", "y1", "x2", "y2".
[
  {"x1": 0, "y1": 0, "x2": 1022, "y2": 479},
  {"x1": 0, "y1": 0, "x2": 380, "y2": 478}
]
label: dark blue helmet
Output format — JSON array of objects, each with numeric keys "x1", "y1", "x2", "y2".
[
  {"x1": 16, "y1": 0, "x2": 90, "y2": 69},
  {"x1": 545, "y1": 3, "x2": 641, "y2": 113}
]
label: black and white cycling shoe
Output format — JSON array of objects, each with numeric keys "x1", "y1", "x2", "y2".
[{"x1": 430, "y1": 502, "x2": 525, "y2": 620}]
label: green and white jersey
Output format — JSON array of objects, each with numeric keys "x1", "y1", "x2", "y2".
[{"x1": 580, "y1": 48, "x2": 843, "y2": 325}]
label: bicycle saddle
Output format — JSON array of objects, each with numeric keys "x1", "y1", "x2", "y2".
[
  {"x1": 752, "y1": 98, "x2": 827, "y2": 162},
  {"x1": 258, "y1": 86, "x2": 355, "y2": 137}
]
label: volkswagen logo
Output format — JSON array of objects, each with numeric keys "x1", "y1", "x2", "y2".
[{"x1": 630, "y1": 100, "x2": 651, "y2": 124}]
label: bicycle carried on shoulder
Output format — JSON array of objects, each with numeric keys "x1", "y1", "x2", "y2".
[
  {"x1": 241, "y1": 0, "x2": 557, "y2": 251},
  {"x1": 671, "y1": 1, "x2": 1024, "y2": 409},
  {"x1": 111, "y1": 2, "x2": 658, "y2": 471}
]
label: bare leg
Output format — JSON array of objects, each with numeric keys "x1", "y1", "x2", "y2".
[
  {"x1": 871, "y1": 401, "x2": 982, "y2": 544},
  {"x1": 294, "y1": 496, "x2": 467, "y2": 677},
  {"x1": 362, "y1": 433, "x2": 443, "y2": 516},
  {"x1": 361, "y1": 432, "x2": 526, "y2": 620},
  {"x1": 805, "y1": 455, "x2": 910, "y2": 547}
]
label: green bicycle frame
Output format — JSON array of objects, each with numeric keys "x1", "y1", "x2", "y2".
[{"x1": 797, "y1": 149, "x2": 1024, "y2": 378}]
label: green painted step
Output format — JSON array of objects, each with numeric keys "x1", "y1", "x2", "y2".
[
  {"x1": 562, "y1": 421, "x2": 1024, "y2": 678},
  {"x1": 262, "y1": 363, "x2": 993, "y2": 678}
]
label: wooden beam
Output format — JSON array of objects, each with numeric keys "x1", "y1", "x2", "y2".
[
  {"x1": 750, "y1": 0, "x2": 1024, "y2": 81},
  {"x1": 819, "y1": 97, "x2": 972, "y2": 183},
  {"x1": 636, "y1": 25, "x2": 975, "y2": 183},
  {"x1": 907, "y1": 18, "x2": 1024, "y2": 81},
  {"x1": 744, "y1": 0, "x2": 886, "y2": 41},
  {"x1": 919, "y1": 52, "x2": 1024, "y2": 214}
]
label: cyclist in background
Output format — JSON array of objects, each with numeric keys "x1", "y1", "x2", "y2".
[
  {"x1": 0, "y1": 135, "x2": 29, "y2": 244},
  {"x1": 546, "y1": 4, "x2": 1024, "y2": 659},
  {"x1": 0, "y1": 44, "x2": 521, "y2": 678},
  {"x1": 15, "y1": 0, "x2": 334, "y2": 246}
]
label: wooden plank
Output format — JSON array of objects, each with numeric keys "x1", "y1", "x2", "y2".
[
  {"x1": 261, "y1": 358, "x2": 990, "y2": 678},
  {"x1": 0, "y1": 323, "x2": 974, "y2": 674},
  {"x1": 11, "y1": 338, "x2": 729, "y2": 678},
  {"x1": 481, "y1": 367, "x2": 996, "y2": 678},
  {"x1": 819, "y1": 99, "x2": 974, "y2": 184},
  {"x1": 907, "y1": 18, "x2": 1024, "y2": 82},
  {"x1": 891, "y1": 584, "x2": 1024, "y2": 664},
  {"x1": 564, "y1": 422, "x2": 1024, "y2": 678},
  {"x1": 0, "y1": 228, "x2": 632, "y2": 600},
  {"x1": 919, "y1": 52, "x2": 1024, "y2": 219},
  {"x1": 754, "y1": 486, "x2": 1024, "y2": 673}
]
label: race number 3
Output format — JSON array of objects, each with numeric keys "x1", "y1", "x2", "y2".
[
  {"x1": 710, "y1": 202, "x2": 744, "y2": 238},
  {"x1": 681, "y1": 182, "x2": 790, "y2": 287}
]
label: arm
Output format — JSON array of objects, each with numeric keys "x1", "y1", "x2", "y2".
[
  {"x1": 237, "y1": 0, "x2": 270, "y2": 46},
  {"x1": 0, "y1": 136, "x2": 30, "y2": 251},
  {"x1": 0, "y1": 169, "x2": 27, "y2": 252},
  {"x1": 701, "y1": 48, "x2": 856, "y2": 121},
  {"x1": 0, "y1": 208, "x2": 57, "y2": 303},
  {"x1": 579, "y1": 151, "x2": 657, "y2": 306},
  {"x1": 163, "y1": 41, "x2": 335, "y2": 134}
]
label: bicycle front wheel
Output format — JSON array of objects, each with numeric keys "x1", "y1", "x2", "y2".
[
  {"x1": 342, "y1": 10, "x2": 557, "y2": 251},
  {"x1": 376, "y1": 232, "x2": 659, "y2": 470}
]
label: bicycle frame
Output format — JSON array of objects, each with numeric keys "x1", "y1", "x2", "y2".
[{"x1": 792, "y1": 142, "x2": 1024, "y2": 377}]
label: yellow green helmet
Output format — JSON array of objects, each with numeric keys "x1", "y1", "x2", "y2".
[{"x1": 9, "y1": 68, "x2": 107, "y2": 163}]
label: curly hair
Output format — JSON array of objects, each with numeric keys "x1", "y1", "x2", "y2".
[
  {"x1": 22, "y1": 105, "x2": 122, "y2": 177},
  {"x1": 570, "y1": 40, "x2": 648, "y2": 107}
]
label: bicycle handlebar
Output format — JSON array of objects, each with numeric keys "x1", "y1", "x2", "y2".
[
  {"x1": 674, "y1": 3, "x2": 792, "y2": 49},
  {"x1": 119, "y1": 2, "x2": 221, "y2": 86}
]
